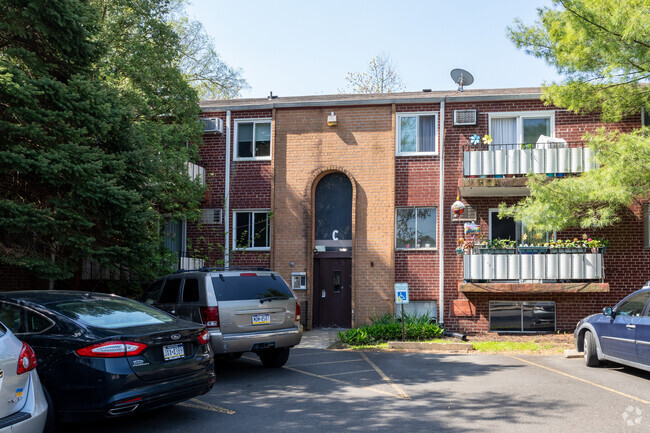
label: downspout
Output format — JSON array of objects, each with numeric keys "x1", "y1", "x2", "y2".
[
  {"x1": 224, "y1": 110, "x2": 231, "y2": 269},
  {"x1": 438, "y1": 99, "x2": 446, "y2": 325}
]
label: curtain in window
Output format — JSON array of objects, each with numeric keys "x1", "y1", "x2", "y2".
[
  {"x1": 255, "y1": 123, "x2": 271, "y2": 157},
  {"x1": 419, "y1": 116, "x2": 436, "y2": 152},
  {"x1": 400, "y1": 117, "x2": 416, "y2": 152},
  {"x1": 491, "y1": 117, "x2": 517, "y2": 150},
  {"x1": 237, "y1": 123, "x2": 253, "y2": 157}
]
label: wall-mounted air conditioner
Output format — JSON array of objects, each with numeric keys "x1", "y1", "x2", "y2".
[
  {"x1": 453, "y1": 110, "x2": 478, "y2": 126},
  {"x1": 201, "y1": 208, "x2": 223, "y2": 225},
  {"x1": 201, "y1": 117, "x2": 224, "y2": 134}
]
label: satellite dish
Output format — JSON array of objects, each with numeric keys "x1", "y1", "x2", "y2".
[{"x1": 450, "y1": 69, "x2": 474, "y2": 92}]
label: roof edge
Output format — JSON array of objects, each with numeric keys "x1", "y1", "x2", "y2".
[{"x1": 200, "y1": 89, "x2": 543, "y2": 113}]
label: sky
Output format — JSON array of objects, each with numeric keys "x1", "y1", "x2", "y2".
[{"x1": 185, "y1": 0, "x2": 561, "y2": 99}]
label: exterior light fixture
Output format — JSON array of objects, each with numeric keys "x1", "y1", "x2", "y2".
[{"x1": 327, "y1": 112, "x2": 338, "y2": 127}]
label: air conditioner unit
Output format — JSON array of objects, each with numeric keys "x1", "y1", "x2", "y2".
[
  {"x1": 453, "y1": 110, "x2": 478, "y2": 126},
  {"x1": 201, "y1": 117, "x2": 224, "y2": 134},
  {"x1": 201, "y1": 208, "x2": 222, "y2": 225}
]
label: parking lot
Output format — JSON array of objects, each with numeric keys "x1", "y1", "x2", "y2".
[{"x1": 66, "y1": 338, "x2": 650, "y2": 433}]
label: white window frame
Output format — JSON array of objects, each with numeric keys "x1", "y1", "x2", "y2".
[
  {"x1": 488, "y1": 111, "x2": 555, "y2": 145},
  {"x1": 395, "y1": 206, "x2": 438, "y2": 250},
  {"x1": 234, "y1": 119, "x2": 272, "y2": 161},
  {"x1": 232, "y1": 210, "x2": 271, "y2": 251},
  {"x1": 396, "y1": 112, "x2": 439, "y2": 156}
]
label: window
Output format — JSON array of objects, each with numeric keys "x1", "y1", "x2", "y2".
[
  {"x1": 489, "y1": 208, "x2": 551, "y2": 244},
  {"x1": 235, "y1": 120, "x2": 271, "y2": 159},
  {"x1": 143, "y1": 280, "x2": 163, "y2": 305},
  {"x1": 489, "y1": 111, "x2": 554, "y2": 148},
  {"x1": 0, "y1": 302, "x2": 54, "y2": 335},
  {"x1": 234, "y1": 210, "x2": 270, "y2": 250},
  {"x1": 396, "y1": 113, "x2": 438, "y2": 155},
  {"x1": 159, "y1": 278, "x2": 181, "y2": 304},
  {"x1": 489, "y1": 301, "x2": 556, "y2": 332},
  {"x1": 211, "y1": 275, "x2": 293, "y2": 301},
  {"x1": 182, "y1": 279, "x2": 200, "y2": 303},
  {"x1": 396, "y1": 207, "x2": 437, "y2": 249},
  {"x1": 616, "y1": 292, "x2": 650, "y2": 317}
]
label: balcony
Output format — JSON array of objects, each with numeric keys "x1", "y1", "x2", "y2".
[
  {"x1": 458, "y1": 250, "x2": 608, "y2": 294},
  {"x1": 460, "y1": 141, "x2": 596, "y2": 197}
]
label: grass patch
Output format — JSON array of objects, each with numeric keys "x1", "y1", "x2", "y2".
[{"x1": 471, "y1": 341, "x2": 568, "y2": 352}]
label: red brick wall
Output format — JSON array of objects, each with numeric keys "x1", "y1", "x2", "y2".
[{"x1": 194, "y1": 97, "x2": 648, "y2": 333}]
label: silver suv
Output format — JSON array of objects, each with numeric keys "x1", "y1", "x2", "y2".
[{"x1": 143, "y1": 268, "x2": 302, "y2": 368}]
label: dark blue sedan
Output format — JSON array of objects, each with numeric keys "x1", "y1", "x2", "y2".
[
  {"x1": 575, "y1": 281, "x2": 650, "y2": 370},
  {"x1": 0, "y1": 291, "x2": 215, "y2": 424}
]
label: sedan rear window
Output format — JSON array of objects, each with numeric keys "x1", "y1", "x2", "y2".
[
  {"x1": 211, "y1": 275, "x2": 294, "y2": 302},
  {"x1": 50, "y1": 297, "x2": 174, "y2": 329}
]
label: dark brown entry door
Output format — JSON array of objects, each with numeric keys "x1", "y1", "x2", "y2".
[{"x1": 313, "y1": 257, "x2": 351, "y2": 328}]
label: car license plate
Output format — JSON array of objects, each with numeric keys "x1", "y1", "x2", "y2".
[
  {"x1": 252, "y1": 313, "x2": 271, "y2": 325},
  {"x1": 163, "y1": 343, "x2": 185, "y2": 361}
]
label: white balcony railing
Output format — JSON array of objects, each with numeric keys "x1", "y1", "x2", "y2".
[
  {"x1": 463, "y1": 252, "x2": 604, "y2": 282},
  {"x1": 463, "y1": 146, "x2": 596, "y2": 177}
]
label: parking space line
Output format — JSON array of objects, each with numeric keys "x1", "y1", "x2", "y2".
[
  {"x1": 360, "y1": 353, "x2": 411, "y2": 400},
  {"x1": 324, "y1": 369, "x2": 376, "y2": 377},
  {"x1": 506, "y1": 355, "x2": 650, "y2": 405},
  {"x1": 178, "y1": 398, "x2": 236, "y2": 414},
  {"x1": 283, "y1": 365, "x2": 402, "y2": 399},
  {"x1": 288, "y1": 351, "x2": 331, "y2": 357},
  {"x1": 291, "y1": 359, "x2": 365, "y2": 367}
]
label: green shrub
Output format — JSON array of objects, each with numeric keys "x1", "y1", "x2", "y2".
[{"x1": 338, "y1": 319, "x2": 444, "y2": 345}]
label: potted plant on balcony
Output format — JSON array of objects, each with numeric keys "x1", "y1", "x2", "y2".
[
  {"x1": 517, "y1": 233, "x2": 549, "y2": 254},
  {"x1": 479, "y1": 238, "x2": 516, "y2": 254}
]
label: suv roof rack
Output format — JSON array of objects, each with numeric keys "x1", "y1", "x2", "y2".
[{"x1": 172, "y1": 269, "x2": 197, "y2": 274}]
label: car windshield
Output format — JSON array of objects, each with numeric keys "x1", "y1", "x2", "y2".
[
  {"x1": 211, "y1": 275, "x2": 293, "y2": 301},
  {"x1": 49, "y1": 297, "x2": 174, "y2": 329}
]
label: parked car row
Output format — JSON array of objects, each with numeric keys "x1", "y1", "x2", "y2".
[{"x1": 0, "y1": 268, "x2": 303, "y2": 432}]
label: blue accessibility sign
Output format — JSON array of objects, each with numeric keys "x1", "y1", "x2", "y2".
[{"x1": 394, "y1": 283, "x2": 409, "y2": 304}]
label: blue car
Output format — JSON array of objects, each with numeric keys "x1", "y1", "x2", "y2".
[{"x1": 575, "y1": 281, "x2": 650, "y2": 370}]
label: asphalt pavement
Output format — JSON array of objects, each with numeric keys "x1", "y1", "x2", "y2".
[{"x1": 63, "y1": 336, "x2": 650, "y2": 433}]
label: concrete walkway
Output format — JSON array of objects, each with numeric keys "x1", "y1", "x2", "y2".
[{"x1": 297, "y1": 328, "x2": 347, "y2": 349}]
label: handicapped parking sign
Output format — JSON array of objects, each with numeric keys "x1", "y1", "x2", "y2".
[{"x1": 394, "y1": 283, "x2": 409, "y2": 304}]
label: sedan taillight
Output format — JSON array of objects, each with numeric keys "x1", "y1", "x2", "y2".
[
  {"x1": 75, "y1": 341, "x2": 147, "y2": 358},
  {"x1": 17, "y1": 342, "x2": 38, "y2": 375},
  {"x1": 295, "y1": 301, "x2": 301, "y2": 323},
  {"x1": 200, "y1": 306, "x2": 220, "y2": 328}
]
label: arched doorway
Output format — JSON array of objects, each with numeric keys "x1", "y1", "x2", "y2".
[{"x1": 312, "y1": 172, "x2": 352, "y2": 328}]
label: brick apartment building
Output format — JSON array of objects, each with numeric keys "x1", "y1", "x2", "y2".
[{"x1": 186, "y1": 87, "x2": 650, "y2": 333}]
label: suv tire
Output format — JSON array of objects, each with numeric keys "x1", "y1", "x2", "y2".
[{"x1": 258, "y1": 348, "x2": 290, "y2": 368}]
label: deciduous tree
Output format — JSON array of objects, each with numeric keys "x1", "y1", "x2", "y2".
[{"x1": 341, "y1": 54, "x2": 405, "y2": 94}]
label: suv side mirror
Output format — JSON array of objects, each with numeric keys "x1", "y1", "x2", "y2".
[{"x1": 602, "y1": 307, "x2": 614, "y2": 317}]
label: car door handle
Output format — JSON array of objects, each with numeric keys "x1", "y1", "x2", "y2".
[{"x1": 626, "y1": 324, "x2": 636, "y2": 329}]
